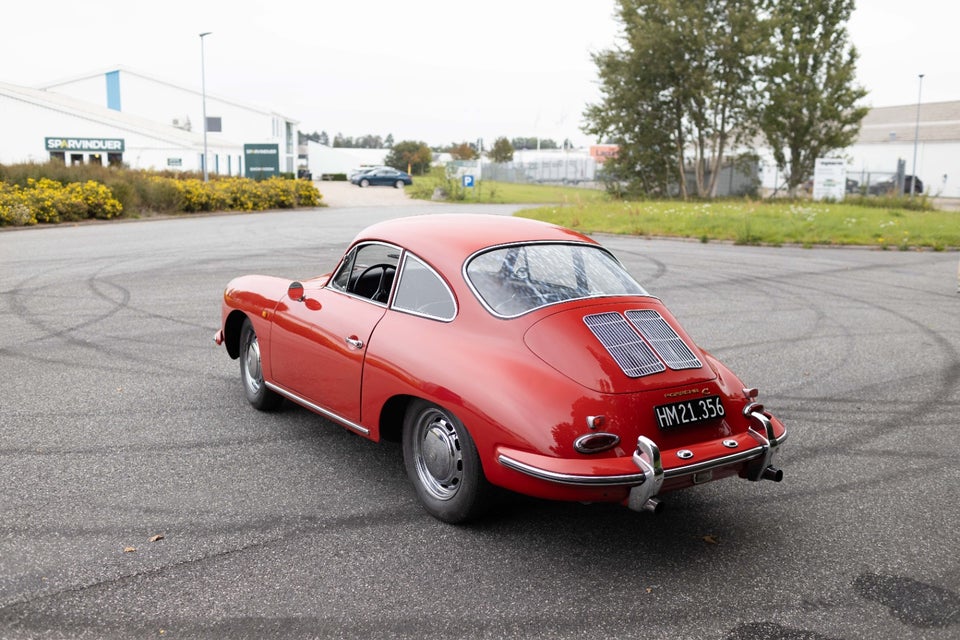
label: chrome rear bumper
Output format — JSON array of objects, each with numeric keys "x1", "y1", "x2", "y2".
[
  {"x1": 497, "y1": 408, "x2": 785, "y2": 513},
  {"x1": 627, "y1": 407, "x2": 785, "y2": 511}
]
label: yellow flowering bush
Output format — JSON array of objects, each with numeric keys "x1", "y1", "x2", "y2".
[
  {"x1": 165, "y1": 176, "x2": 322, "y2": 212},
  {"x1": 0, "y1": 178, "x2": 123, "y2": 225},
  {"x1": 0, "y1": 182, "x2": 36, "y2": 225},
  {"x1": 294, "y1": 179, "x2": 322, "y2": 207},
  {"x1": 0, "y1": 164, "x2": 322, "y2": 226}
]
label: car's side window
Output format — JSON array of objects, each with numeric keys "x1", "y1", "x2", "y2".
[
  {"x1": 392, "y1": 255, "x2": 456, "y2": 321},
  {"x1": 329, "y1": 242, "x2": 400, "y2": 304}
]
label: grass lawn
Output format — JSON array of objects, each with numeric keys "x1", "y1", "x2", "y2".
[
  {"x1": 408, "y1": 172, "x2": 957, "y2": 250},
  {"x1": 518, "y1": 199, "x2": 959, "y2": 250},
  {"x1": 407, "y1": 174, "x2": 611, "y2": 205},
  {"x1": 405, "y1": 169, "x2": 960, "y2": 250}
]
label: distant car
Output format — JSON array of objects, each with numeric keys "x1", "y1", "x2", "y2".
[
  {"x1": 215, "y1": 214, "x2": 787, "y2": 523},
  {"x1": 351, "y1": 167, "x2": 412, "y2": 188},
  {"x1": 868, "y1": 175, "x2": 923, "y2": 195},
  {"x1": 348, "y1": 166, "x2": 386, "y2": 181}
]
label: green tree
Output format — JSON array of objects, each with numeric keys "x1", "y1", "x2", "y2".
[
  {"x1": 488, "y1": 137, "x2": 514, "y2": 163},
  {"x1": 384, "y1": 134, "x2": 394, "y2": 148},
  {"x1": 583, "y1": 0, "x2": 766, "y2": 198},
  {"x1": 384, "y1": 140, "x2": 433, "y2": 175},
  {"x1": 447, "y1": 142, "x2": 477, "y2": 160},
  {"x1": 758, "y1": 0, "x2": 868, "y2": 195}
]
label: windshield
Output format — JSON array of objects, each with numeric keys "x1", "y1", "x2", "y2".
[{"x1": 465, "y1": 242, "x2": 649, "y2": 317}]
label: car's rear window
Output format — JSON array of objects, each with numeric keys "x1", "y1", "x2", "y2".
[{"x1": 465, "y1": 243, "x2": 648, "y2": 317}]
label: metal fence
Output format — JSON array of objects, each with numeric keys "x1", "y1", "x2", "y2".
[{"x1": 481, "y1": 157, "x2": 598, "y2": 185}]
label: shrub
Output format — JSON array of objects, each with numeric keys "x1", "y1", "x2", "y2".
[
  {"x1": 0, "y1": 163, "x2": 322, "y2": 226},
  {"x1": 0, "y1": 177, "x2": 123, "y2": 225}
]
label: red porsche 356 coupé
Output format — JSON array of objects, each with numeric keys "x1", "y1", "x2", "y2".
[{"x1": 215, "y1": 214, "x2": 786, "y2": 523}]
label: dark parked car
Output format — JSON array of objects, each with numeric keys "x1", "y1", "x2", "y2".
[
  {"x1": 351, "y1": 167, "x2": 413, "y2": 188},
  {"x1": 868, "y1": 175, "x2": 923, "y2": 195}
]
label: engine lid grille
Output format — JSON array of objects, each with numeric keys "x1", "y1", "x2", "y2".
[
  {"x1": 625, "y1": 309, "x2": 702, "y2": 370},
  {"x1": 583, "y1": 312, "x2": 666, "y2": 378}
]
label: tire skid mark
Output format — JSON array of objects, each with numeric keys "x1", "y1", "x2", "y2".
[
  {"x1": 0, "y1": 431, "x2": 320, "y2": 458},
  {"x1": 652, "y1": 251, "x2": 957, "y2": 301},
  {"x1": 6, "y1": 265, "x2": 205, "y2": 376},
  {"x1": 732, "y1": 295, "x2": 958, "y2": 505},
  {"x1": 0, "y1": 506, "x2": 420, "y2": 613},
  {"x1": 641, "y1": 254, "x2": 959, "y2": 508},
  {"x1": 86, "y1": 271, "x2": 214, "y2": 332},
  {"x1": 605, "y1": 246, "x2": 669, "y2": 282},
  {"x1": 6, "y1": 268, "x2": 129, "y2": 347}
]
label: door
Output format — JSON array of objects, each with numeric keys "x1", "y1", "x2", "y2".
[
  {"x1": 269, "y1": 288, "x2": 385, "y2": 424},
  {"x1": 269, "y1": 242, "x2": 401, "y2": 424}
]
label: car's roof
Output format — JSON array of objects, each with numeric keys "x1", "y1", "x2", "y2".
[{"x1": 355, "y1": 214, "x2": 597, "y2": 269}]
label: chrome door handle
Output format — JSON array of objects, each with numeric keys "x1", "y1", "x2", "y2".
[{"x1": 344, "y1": 336, "x2": 364, "y2": 349}]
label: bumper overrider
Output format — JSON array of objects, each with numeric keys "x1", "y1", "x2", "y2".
[{"x1": 496, "y1": 405, "x2": 786, "y2": 513}]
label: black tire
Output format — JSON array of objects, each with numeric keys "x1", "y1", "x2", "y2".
[
  {"x1": 402, "y1": 400, "x2": 491, "y2": 523},
  {"x1": 239, "y1": 317, "x2": 282, "y2": 411},
  {"x1": 394, "y1": 180, "x2": 405, "y2": 189},
  {"x1": 359, "y1": 178, "x2": 369, "y2": 188}
]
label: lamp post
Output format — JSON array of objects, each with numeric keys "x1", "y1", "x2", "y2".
[
  {"x1": 909, "y1": 73, "x2": 924, "y2": 199},
  {"x1": 200, "y1": 31, "x2": 212, "y2": 182}
]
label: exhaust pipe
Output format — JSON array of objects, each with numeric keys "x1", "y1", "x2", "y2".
[
  {"x1": 761, "y1": 466, "x2": 783, "y2": 482},
  {"x1": 642, "y1": 497, "x2": 664, "y2": 514}
]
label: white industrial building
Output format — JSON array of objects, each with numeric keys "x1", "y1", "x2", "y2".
[
  {"x1": 1, "y1": 66, "x2": 956, "y2": 198},
  {"x1": 845, "y1": 101, "x2": 960, "y2": 198},
  {"x1": 305, "y1": 143, "x2": 389, "y2": 178},
  {"x1": 756, "y1": 100, "x2": 960, "y2": 198},
  {"x1": 0, "y1": 66, "x2": 298, "y2": 177}
]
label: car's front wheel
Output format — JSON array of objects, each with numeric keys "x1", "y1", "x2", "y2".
[
  {"x1": 359, "y1": 178, "x2": 370, "y2": 188},
  {"x1": 402, "y1": 400, "x2": 491, "y2": 523},
  {"x1": 394, "y1": 180, "x2": 405, "y2": 189},
  {"x1": 239, "y1": 318, "x2": 282, "y2": 411}
]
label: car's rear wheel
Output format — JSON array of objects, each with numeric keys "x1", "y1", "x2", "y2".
[
  {"x1": 359, "y1": 178, "x2": 369, "y2": 188},
  {"x1": 403, "y1": 400, "x2": 491, "y2": 523},
  {"x1": 239, "y1": 317, "x2": 282, "y2": 411},
  {"x1": 394, "y1": 180, "x2": 405, "y2": 189}
]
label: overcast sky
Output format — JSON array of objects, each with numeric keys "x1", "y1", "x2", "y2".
[{"x1": 2, "y1": 0, "x2": 956, "y2": 148}]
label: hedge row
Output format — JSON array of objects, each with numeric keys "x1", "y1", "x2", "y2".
[
  {"x1": 0, "y1": 179, "x2": 122, "y2": 225},
  {"x1": 0, "y1": 164, "x2": 323, "y2": 227}
]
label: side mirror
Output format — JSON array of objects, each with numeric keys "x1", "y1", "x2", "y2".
[{"x1": 288, "y1": 281, "x2": 305, "y2": 302}]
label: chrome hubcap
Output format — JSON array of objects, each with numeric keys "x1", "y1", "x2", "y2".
[
  {"x1": 243, "y1": 335, "x2": 263, "y2": 394},
  {"x1": 414, "y1": 410, "x2": 463, "y2": 501}
]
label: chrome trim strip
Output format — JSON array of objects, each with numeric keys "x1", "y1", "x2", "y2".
[
  {"x1": 497, "y1": 454, "x2": 649, "y2": 486},
  {"x1": 499, "y1": 442, "x2": 773, "y2": 487},
  {"x1": 264, "y1": 382, "x2": 370, "y2": 436}
]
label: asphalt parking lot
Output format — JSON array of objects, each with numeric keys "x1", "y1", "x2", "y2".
[
  {"x1": 1, "y1": 194, "x2": 958, "y2": 639},
  {"x1": 316, "y1": 179, "x2": 425, "y2": 208}
]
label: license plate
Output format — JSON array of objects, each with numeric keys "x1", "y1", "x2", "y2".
[{"x1": 655, "y1": 395, "x2": 725, "y2": 429}]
